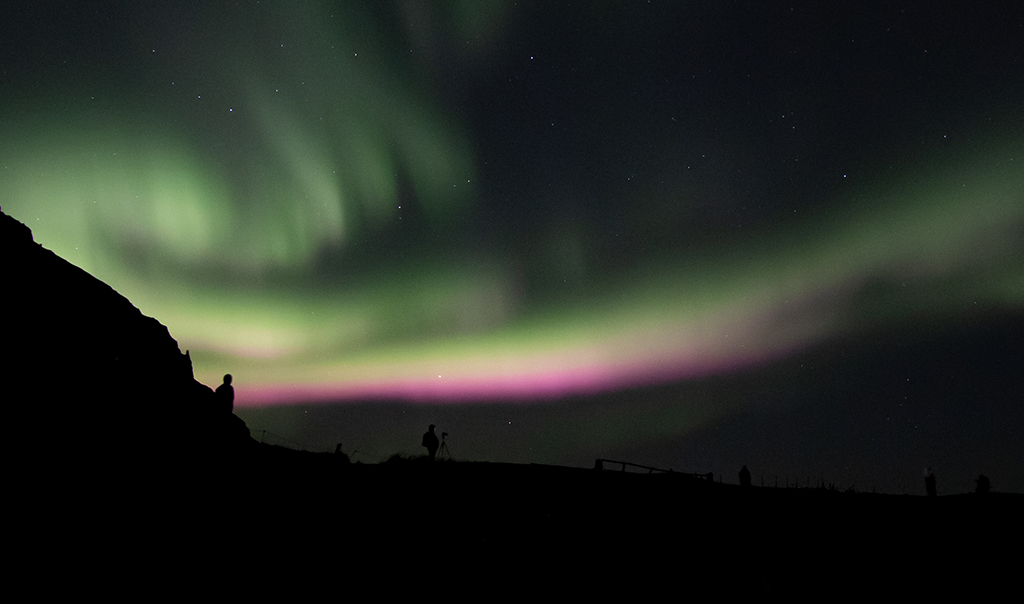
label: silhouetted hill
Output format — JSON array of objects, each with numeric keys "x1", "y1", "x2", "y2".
[
  {"x1": 5, "y1": 206, "x2": 1017, "y2": 596},
  {"x1": 2, "y1": 207, "x2": 254, "y2": 488}
]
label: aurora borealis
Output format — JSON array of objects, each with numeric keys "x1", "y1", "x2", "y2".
[{"x1": 3, "y1": 2, "x2": 1022, "y2": 492}]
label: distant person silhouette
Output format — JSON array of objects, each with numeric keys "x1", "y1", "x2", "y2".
[
  {"x1": 739, "y1": 465, "x2": 752, "y2": 488},
  {"x1": 422, "y1": 424, "x2": 439, "y2": 461},
  {"x1": 975, "y1": 474, "x2": 990, "y2": 494},
  {"x1": 334, "y1": 443, "x2": 351, "y2": 464},
  {"x1": 216, "y1": 374, "x2": 234, "y2": 414},
  {"x1": 924, "y1": 467, "x2": 937, "y2": 497}
]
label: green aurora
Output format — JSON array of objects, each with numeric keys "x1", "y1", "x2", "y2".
[
  {"x1": 2, "y1": 2, "x2": 1023, "y2": 491},
  {"x1": 4, "y1": 2, "x2": 1024, "y2": 404},
  {"x1": 4, "y1": 115, "x2": 1021, "y2": 402}
]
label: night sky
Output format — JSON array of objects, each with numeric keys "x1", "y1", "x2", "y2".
[{"x1": 3, "y1": 2, "x2": 1022, "y2": 493}]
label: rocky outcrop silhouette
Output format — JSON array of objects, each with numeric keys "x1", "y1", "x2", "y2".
[{"x1": 2, "y1": 207, "x2": 254, "y2": 490}]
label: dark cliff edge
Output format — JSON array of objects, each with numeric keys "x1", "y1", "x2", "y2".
[{"x1": 2, "y1": 208, "x2": 254, "y2": 489}]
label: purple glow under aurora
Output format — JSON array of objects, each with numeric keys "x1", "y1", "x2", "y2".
[{"x1": 203, "y1": 140, "x2": 1023, "y2": 407}]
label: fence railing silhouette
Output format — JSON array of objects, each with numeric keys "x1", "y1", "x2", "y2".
[{"x1": 594, "y1": 459, "x2": 714, "y2": 481}]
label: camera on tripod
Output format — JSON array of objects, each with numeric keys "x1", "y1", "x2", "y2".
[{"x1": 438, "y1": 432, "x2": 452, "y2": 460}]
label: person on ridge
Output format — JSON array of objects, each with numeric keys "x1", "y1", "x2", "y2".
[
  {"x1": 924, "y1": 467, "x2": 937, "y2": 497},
  {"x1": 739, "y1": 465, "x2": 752, "y2": 488},
  {"x1": 216, "y1": 374, "x2": 234, "y2": 414},
  {"x1": 422, "y1": 424, "x2": 439, "y2": 461}
]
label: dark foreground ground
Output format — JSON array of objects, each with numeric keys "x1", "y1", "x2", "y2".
[{"x1": 41, "y1": 446, "x2": 1007, "y2": 597}]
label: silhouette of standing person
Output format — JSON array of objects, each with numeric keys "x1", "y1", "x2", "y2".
[
  {"x1": 975, "y1": 474, "x2": 990, "y2": 494},
  {"x1": 924, "y1": 467, "x2": 937, "y2": 497},
  {"x1": 216, "y1": 374, "x2": 234, "y2": 414},
  {"x1": 739, "y1": 465, "x2": 752, "y2": 488},
  {"x1": 422, "y1": 424, "x2": 439, "y2": 461}
]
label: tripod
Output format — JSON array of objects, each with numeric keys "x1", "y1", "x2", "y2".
[{"x1": 437, "y1": 433, "x2": 453, "y2": 461}]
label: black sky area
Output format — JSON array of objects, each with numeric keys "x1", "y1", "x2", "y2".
[{"x1": 458, "y1": 3, "x2": 1023, "y2": 260}]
